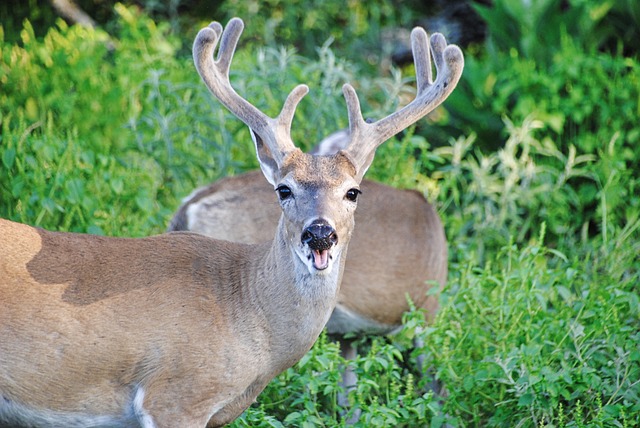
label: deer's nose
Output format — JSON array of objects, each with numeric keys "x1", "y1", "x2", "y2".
[{"x1": 301, "y1": 220, "x2": 338, "y2": 251}]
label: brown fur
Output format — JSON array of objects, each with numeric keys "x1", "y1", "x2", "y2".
[{"x1": 0, "y1": 164, "x2": 347, "y2": 427}]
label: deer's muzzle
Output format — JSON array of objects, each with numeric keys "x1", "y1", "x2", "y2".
[{"x1": 301, "y1": 220, "x2": 338, "y2": 270}]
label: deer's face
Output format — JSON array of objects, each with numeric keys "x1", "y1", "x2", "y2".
[{"x1": 275, "y1": 151, "x2": 361, "y2": 275}]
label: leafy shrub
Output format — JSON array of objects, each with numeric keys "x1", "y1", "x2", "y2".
[
  {"x1": 473, "y1": 0, "x2": 640, "y2": 58},
  {"x1": 0, "y1": 3, "x2": 421, "y2": 232},
  {"x1": 228, "y1": 226, "x2": 639, "y2": 427},
  {"x1": 0, "y1": 5, "x2": 204, "y2": 234},
  {"x1": 473, "y1": 0, "x2": 614, "y2": 64},
  {"x1": 423, "y1": 230, "x2": 640, "y2": 427},
  {"x1": 440, "y1": 0, "x2": 640, "y2": 245},
  {"x1": 219, "y1": 0, "x2": 414, "y2": 59}
]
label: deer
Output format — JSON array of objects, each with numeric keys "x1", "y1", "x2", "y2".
[{"x1": 0, "y1": 17, "x2": 463, "y2": 428}]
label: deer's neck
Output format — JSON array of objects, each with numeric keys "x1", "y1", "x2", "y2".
[{"x1": 244, "y1": 217, "x2": 343, "y2": 366}]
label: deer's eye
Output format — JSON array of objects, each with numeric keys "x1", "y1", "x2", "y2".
[
  {"x1": 345, "y1": 188, "x2": 361, "y2": 202},
  {"x1": 276, "y1": 185, "x2": 293, "y2": 201}
]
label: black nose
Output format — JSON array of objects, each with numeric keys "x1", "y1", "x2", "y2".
[{"x1": 301, "y1": 220, "x2": 338, "y2": 251}]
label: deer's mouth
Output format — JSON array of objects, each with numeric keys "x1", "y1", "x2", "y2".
[
  {"x1": 300, "y1": 220, "x2": 338, "y2": 273},
  {"x1": 311, "y1": 249, "x2": 331, "y2": 270}
]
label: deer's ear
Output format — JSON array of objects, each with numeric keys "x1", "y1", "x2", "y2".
[{"x1": 250, "y1": 129, "x2": 279, "y2": 186}]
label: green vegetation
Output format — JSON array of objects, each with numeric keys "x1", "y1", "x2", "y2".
[{"x1": 1, "y1": 0, "x2": 638, "y2": 426}]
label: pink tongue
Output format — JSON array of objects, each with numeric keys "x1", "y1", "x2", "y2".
[{"x1": 312, "y1": 250, "x2": 329, "y2": 270}]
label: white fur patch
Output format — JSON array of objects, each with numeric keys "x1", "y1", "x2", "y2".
[
  {"x1": 310, "y1": 129, "x2": 350, "y2": 155},
  {"x1": 185, "y1": 195, "x2": 205, "y2": 231},
  {"x1": 133, "y1": 387, "x2": 156, "y2": 428},
  {"x1": 184, "y1": 190, "x2": 236, "y2": 232}
]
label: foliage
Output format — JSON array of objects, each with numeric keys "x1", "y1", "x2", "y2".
[
  {"x1": 0, "y1": 5, "x2": 194, "y2": 234},
  {"x1": 442, "y1": 0, "x2": 640, "y2": 247},
  {"x1": 1, "y1": 1, "x2": 639, "y2": 427},
  {"x1": 425, "y1": 230, "x2": 640, "y2": 427},
  {"x1": 231, "y1": 225, "x2": 640, "y2": 427},
  {"x1": 605, "y1": 0, "x2": 640, "y2": 54},
  {"x1": 472, "y1": 0, "x2": 640, "y2": 58},
  {"x1": 473, "y1": 0, "x2": 613, "y2": 64},
  {"x1": 218, "y1": 0, "x2": 414, "y2": 59},
  {"x1": 0, "y1": 0, "x2": 58, "y2": 44},
  {"x1": 448, "y1": 1, "x2": 640, "y2": 141},
  {"x1": 434, "y1": 119, "x2": 596, "y2": 260}
]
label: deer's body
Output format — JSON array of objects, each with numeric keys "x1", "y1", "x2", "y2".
[
  {"x1": 170, "y1": 169, "x2": 447, "y2": 334},
  {"x1": 0, "y1": 17, "x2": 462, "y2": 428}
]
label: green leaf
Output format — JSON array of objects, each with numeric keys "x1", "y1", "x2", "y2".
[
  {"x1": 517, "y1": 393, "x2": 534, "y2": 407},
  {"x1": 2, "y1": 148, "x2": 16, "y2": 169}
]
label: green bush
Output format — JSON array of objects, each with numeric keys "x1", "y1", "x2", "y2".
[
  {"x1": 0, "y1": 3, "x2": 406, "y2": 233},
  {"x1": 0, "y1": 6, "x2": 191, "y2": 234},
  {"x1": 442, "y1": 0, "x2": 640, "y2": 246},
  {"x1": 229, "y1": 228, "x2": 639, "y2": 427},
  {"x1": 426, "y1": 231, "x2": 640, "y2": 427},
  {"x1": 219, "y1": 0, "x2": 414, "y2": 59}
]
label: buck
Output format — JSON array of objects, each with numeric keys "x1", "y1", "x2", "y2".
[{"x1": 0, "y1": 17, "x2": 463, "y2": 428}]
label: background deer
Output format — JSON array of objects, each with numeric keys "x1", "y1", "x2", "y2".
[{"x1": 0, "y1": 17, "x2": 463, "y2": 428}]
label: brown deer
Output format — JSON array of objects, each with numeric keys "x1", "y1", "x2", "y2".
[{"x1": 0, "y1": 17, "x2": 463, "y2": 428}]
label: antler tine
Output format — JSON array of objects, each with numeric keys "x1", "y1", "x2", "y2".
[
  {"x1": 279, "y1": 84, "x2": 310, "y2": 135},
  {"x1": 193, "y1": 18, "x2": 308, "y2": 165},
  {"x1": 342, "y1": 27, "x2": 464, "y2": 178},
  {"x1": 413, "y1": 27, "x2": 433, "y2": 94}
]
